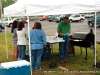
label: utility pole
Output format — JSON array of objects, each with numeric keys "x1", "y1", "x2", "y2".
[{"x1": 0, "y1": 0, "x2": 2, "y2": 22}]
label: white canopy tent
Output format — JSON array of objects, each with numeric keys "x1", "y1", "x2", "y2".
[
  {"x1": 3, "y1": 0, "x2": 100, "y2": 75},
  {"x1": 4, "y1": 0, "x2": 96, "y2": 16}
]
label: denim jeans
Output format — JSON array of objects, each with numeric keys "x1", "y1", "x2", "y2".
[
  {"x1": 18, "y1": 45, "x2": 26, "y2": 60},
  {"x1": 31, "y1": 49, "x2": 43, "y2": 70},
  {"x1": 59, "y1": 36, "x2": 69, "y2": 61}
]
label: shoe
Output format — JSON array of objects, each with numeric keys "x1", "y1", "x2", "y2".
[
  {"x1": 35, "y1": 68, "x2": 41, "y2": 71},
  {"x1": 63, "y1": 60, "x2": 68, "y2": 63},
  {"x1": 60, "y1": 61, "x2": 65, "y2": 66}
]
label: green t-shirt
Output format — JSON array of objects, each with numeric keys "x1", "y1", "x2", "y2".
[{"x1": 57, "y1": 22, "x2": 71, "y2": 34}]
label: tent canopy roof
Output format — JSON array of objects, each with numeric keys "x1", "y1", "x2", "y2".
[{"x1": 4, "y1": 0, "x2": 99, "y2": 16}]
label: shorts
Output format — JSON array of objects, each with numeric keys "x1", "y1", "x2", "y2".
[{"x1": 13, "y1": 41, "x2": 17, "y2": 46}]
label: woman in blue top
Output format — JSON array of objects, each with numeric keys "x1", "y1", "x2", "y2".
[{"x1": 30, "y1": 22, "x2": 46, "y2": 71}]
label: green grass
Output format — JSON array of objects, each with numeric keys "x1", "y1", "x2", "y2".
[{"x1": 0, "y1": 32, "x2": 100, "y2": 75}]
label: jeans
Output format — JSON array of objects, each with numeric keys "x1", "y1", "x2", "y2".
[
  {"x1": 18, "y1": 45, "x2": 26, "y2": 60},
  {"x1": 31, "y1": 49, "x2": 43, "y2": 70},
  {"x1": 59, "y1": 36, "x2": 69, "y2": 61},
  {"x1": 13, "y1": 41, "x2": 17, "y2": 46}
]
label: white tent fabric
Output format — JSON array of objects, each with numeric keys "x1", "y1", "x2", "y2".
[
  {"x1": 4, "y1": 0, "x2": 26, "y2": 16},
  {"x1": 96, "y1": 0, "x2": 100, "y2": 11},
  {"x1": 4, "y1": 0, "x2": 96, "y2": 16}
]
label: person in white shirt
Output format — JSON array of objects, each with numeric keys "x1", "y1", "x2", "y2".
[{"x1": 17, "y1": 21, "x2": 27, "y2": 60}]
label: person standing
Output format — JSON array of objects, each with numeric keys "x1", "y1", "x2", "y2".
[
  {"x1": 22, "y1": 17, "x2": 28, "y2": 29},
  {"x1": 57, "y1": 17, "x2": 71, "y2": 66},
  {"x1": 17, "y1": 21, "x2": 27, "y2": 60},
  {"x1": 29, "y1": 22, "x2": 46, "y2": 71},
  {"x1": 11, "y1": 21, "x2": 18, "y2": 61},
  {"x1": 32, "y1": 22, "x2": 37, "y2": 29}
]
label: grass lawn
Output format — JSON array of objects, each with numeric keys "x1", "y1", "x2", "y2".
[{"x1": 0, "y1": 32, "x2": 100, "y2": 75}]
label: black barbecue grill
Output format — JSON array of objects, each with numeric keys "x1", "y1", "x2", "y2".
[{"x1": 70, "y1": 29, "x2": 94, "y2": 60}]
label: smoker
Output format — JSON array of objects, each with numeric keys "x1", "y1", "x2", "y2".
[{"x1": 70, "y1": 28, "x2": 94, "y2": 60}]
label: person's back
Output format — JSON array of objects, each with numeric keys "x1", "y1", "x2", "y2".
[
  {"x1": 30, "y1": 29, "x2": 46, "y2": 49},
  {"x1": 30, "y1": 22, "x2": 46, "y2": 71},
  {"x1": 17, "y1": 28, "x2": 27, "y2": 45},
  {"x1": 17, "y1": 21, "x2": 27, "y2": 60}
]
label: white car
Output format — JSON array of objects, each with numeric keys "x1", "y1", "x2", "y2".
[
  {"x1": 3, "y1": 17, "x2": 28, "y2": 27},
  {"x1": 2, "y1": 17, "x2": 13, "y2": 27},
  {"x1": 69, "y1": 14, "x2": 85, "y2": 22}
]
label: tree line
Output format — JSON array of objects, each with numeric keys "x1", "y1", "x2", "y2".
[{"x1": 0, "y1": 0, "x2": 16, "y2": 19}]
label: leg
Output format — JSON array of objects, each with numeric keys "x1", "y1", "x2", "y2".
[
  {"x1": 64, "y1": 36, "x2": 69, "y2": 60},
  {"x1": 35, "y1": 49, "x2": 43, "y2": 70},
  {"x1": 13, "y1": 46, "x2": 15, "y2": 60},
  {"x1": 21, "y1": 45, "x2": 26, "y2": 60},
  {"x1": 18, "y1": 45, "x2": 22, "y2": 60},
  {"x1": 14, "y1": 46, "x2": 18, "y2": 61},
  {"x1": 59, "y1": 42, "x2": 65, "y2": 61},
  {"x1": 13, "y1": 41, "x2": 18, "y2": 61},
  {"x1": 31, "y1": 50, "x2": 37, "y2": 70}
]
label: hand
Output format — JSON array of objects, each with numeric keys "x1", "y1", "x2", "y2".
[
  {"x1": 60, "y1": 33, "x2": 64, "y2": 36},
  {"x1": 64, "y1": 33, "x2": 68, "y2": 37}
]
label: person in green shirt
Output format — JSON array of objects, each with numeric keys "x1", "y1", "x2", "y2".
[{"x1": 57, "y1": 16, "x2": 71, "y2": 66}]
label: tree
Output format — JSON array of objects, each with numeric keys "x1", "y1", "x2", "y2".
[
  {"x1": 0, "y1": 0, "x2": 16, "y2": 19},
  {"x1": 2, "y1": 0, "x2": 15, "y2": 8}
]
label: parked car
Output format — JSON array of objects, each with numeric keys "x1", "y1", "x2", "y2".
[
  {"x1": 85, "y1": 13, "x2": 94, "y2": 18},
  {"x1": 47, "y1": 15, "x2": 52, "y2": 21},
  {"x1": 48, "y1": 15, "x2": 60, "y2": 22},
  {"x1": 69, "y1": 14, "x2": 85, "y2": 22},
  {"x1": 55, "y1": 14, "x2": 71, "y2": 23},
  {"x1": 0, "y1": 22, "x2": 5, "y2": 32},
  {"x1": 40, "y1": 15, "x2": 48, "y2": 21},
  {"x1": 2, "y1": 17, "x2": 13, "y2": 27},
  {"x1": 88, "y1": 13, "x2": 100, "y2": 27}
]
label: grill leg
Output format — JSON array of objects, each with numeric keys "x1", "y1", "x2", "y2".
[{"x1": 85, "y1": 47, "x2": 87, "y2": 60}]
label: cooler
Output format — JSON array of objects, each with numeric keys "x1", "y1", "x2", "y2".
[
  {"x1": 0, "y1": 60, "x2": 30, "y2": 75},
  {"x1": 42, "y1": 48, "x2": 51, "y2": 59},
  {"x1": 42, "y1": 44, "x2": 51, "y2": 59}
]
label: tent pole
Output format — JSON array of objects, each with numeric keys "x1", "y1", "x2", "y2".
[
  {"x1": 94, "y1": 11, "x2": 96, "y2": 68},
  {"x1": 27, "y1": 15, "x2": 32, "y2": 75},
  {"x1": 0, "y1": 0, "x2": 2, "y2": 21},
  {"x1": 5, "y1": 25, "x2": 8, "y2": 59},
  {"x1": 26, "y1": 3, "x2": 32, "y2": 74},
  {"x1": 1, "y1": 0, "x2": 8, "y2": 59}
]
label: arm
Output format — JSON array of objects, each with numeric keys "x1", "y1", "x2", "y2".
[
  {"x1": 42, "y1": 31, "x2": 46, "y2": 45},
  {"x1": 57, "y1": 22, "x2": 64, "y2": 36},
  {"x1": 57, "y1": 30, "x2": 64, "y2": 36},
  {"x1": 13, "y1": 29, "x2": 17, "y2": 38},
  {"x1": 68, "y1": 30, "x2": 71, "y2": 34},
  {"x1": 26, "y1": 30, "x2": 32, "y2": 40},
  {"x1": 68, "y1": 23, "x2": 71, "y2": 34}
]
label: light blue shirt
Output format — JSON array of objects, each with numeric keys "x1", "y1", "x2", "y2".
[{"x1": 29, "y1": 29, "x2": 46, "y2": 50}]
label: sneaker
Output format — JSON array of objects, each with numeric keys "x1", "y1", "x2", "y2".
[
  {"x1": 35, "y1": 68, "x2": 41, "y2": 71},
  {"x1": 63, "y1": 60, "x2": 68, "y2": 63}
]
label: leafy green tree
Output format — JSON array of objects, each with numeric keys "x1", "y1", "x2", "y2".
[
  {"x1": 0, "y1": 0, "x2": 16, "y2": 19},
  {"x1": 2, "y1": 0, "x2": 15, "y2": 8}
]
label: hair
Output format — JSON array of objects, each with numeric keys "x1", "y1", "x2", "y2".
[
  {"x1": 63, "y1": 16, "x2": 69, "y2": 20},
  {"x1": 34, "y1": 21, "x2": 37, "y2": 27},
  {"x1": 35, "y1": 22, "x2": 42, "y2": 29},
  {"x1": 22, "y1": 18, "x2": 26, "y2": 24},
  {"x1": 17, "y1": 21, "x2": 24, "y2": 31},
  {"x1": 11, "y1": 21, "x2": 18, "y2": 33}
]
